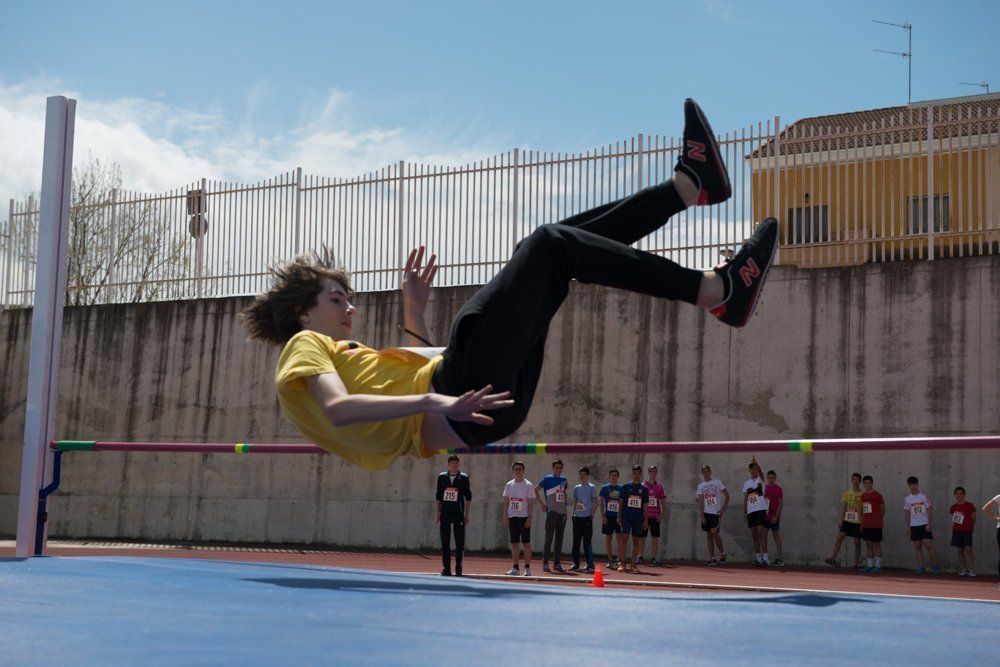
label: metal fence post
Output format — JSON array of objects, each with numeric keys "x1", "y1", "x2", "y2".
[
  {"x1": 396, "y1": 160, "x2": 405, "y2": 288},
  {"x1": 196, "y1": 177, "x2": 206, "y2": 297},
  {"x1": 105, "y1": 188, "x2": 117, "y2": 304},
  {"x1": 3, "y1": 199, "x2": 13, "y2": 309},
  {"x1": 926, "y1": 105, "x2": 935, "y2": 260},
  {"x1": 511, "y1": 148, "x2": 520, "y2": 249},
  {"x1": 294, "y1": 166, "x2": 302, "y2": 255},
  {"x1": 636, "y1": 133, "x2": 644, "y2": 190},
  {"x1": 23, "y1": 197, "x2": 33, "y2": 307},
  {"x1": 773, "y1": 116, "x2": 782, "y2": 263}
]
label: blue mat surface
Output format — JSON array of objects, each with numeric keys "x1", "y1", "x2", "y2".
[{"x1": 1, "y1": 556, "x2": 997, "y2": 665}]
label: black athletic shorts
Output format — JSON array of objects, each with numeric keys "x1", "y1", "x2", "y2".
[
  {"x1": 839, "y1": 521, "x2": 862, "y2": 538},
  {"x1": 862, "y1": 527, "x2": 883, "y2": 543},
  {"x1": 508, "y1": 516, "x2": 531, "y2": 543},
  {"x1": 766, "y1": 518, "x2": 780, "y2": 532},
  {"x1": 909, "y1": 525, "x2": 933, "y2": 541},
  {"x1": 601, "y1": 518, "x2": 621, "y2": 535},
  {"x1": 642, "y1": 518, "x2": 661, "y2": 538},
  {"x1": 950, "y1": 531, "x2": 973, "y2": 548},
  {"x1": 701, "y1": 513, "x2": 721, "y2": 532},
  {"x1": 620, "y1": 513, "x2": 645, "y2": 537},
  {"x1": 747, "y1": 510, "x2": 767, "y2": 528}
]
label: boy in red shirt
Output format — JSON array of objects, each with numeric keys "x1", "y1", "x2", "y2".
[
  {"x1": 860, "y1": 475, "x2": 886, "y2": 573},
  {"x1": 950, "y1": 486, "x2": 977, "y2": 576}
]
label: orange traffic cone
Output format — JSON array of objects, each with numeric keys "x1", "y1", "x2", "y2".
[{"x1": 590, "y1": 565, "x2": 605, "y2": 588}]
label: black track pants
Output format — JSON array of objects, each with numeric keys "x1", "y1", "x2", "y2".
[{"x1": 433, "y1": 180, "x2": 701, "y2": 446}]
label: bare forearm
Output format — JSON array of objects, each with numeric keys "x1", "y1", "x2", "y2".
[
  {"x1": 325, "y1": 393, "x2": 433, "y2": 427},
  {"x1": 404, "y1": 308, "x2": 433, "y2": 346}
]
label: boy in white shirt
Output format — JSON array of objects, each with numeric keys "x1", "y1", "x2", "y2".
[
  {"x1": 503, "y1": 461, "x2": 534, "y2": 576},
  {"x1": 742, "y1": 455, "x2": 770, "y2": 566},
  {"x1": 696, "y1": 464, "x2": 729, "y2": 566},
  {"x1": 904, "y1": 475, "x2": 941, "y2": 575}
]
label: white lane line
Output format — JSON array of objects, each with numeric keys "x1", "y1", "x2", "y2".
[{"x1": 427, "y1": 571, "x2": 1000, "y2": 604}]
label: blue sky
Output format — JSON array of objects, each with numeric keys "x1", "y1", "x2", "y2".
[{"x1": 1, "y1": 0, "x2": 997, "y2": 199}]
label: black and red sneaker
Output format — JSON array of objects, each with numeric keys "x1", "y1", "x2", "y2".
[
  {"x1": 709, "y1": 217, "x2": 778, "y2": 328},
  {"x1": 675, "y1": 98, "x2": 732, "y2": 205}
]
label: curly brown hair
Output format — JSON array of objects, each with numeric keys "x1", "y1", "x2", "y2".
[{"x1": 241, "y1": 248, "x2": 353, "y2": 346}]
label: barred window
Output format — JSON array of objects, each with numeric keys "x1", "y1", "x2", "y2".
[
  {"x1": 787, "y1": 205, "x2": 830, "y2": 244},
  {"x1": 907, "y1": 195, "x2": 950, "y2": 234}
]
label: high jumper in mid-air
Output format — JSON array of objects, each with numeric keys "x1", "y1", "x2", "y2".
[{"x1": 242, "y1": 99, "x2": 779, "y2": 470}]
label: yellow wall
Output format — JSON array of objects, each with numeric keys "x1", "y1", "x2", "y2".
[{"x1": 752, "y1": 145, "x2": 1000, "y2": 268}]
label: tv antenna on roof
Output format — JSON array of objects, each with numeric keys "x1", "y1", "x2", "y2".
[
  {"x1": 959, "y1": 81, "x2": 990, "y2": 94},
  {"x1": 872, "y1": 19, "x2": 912, "y2": 103}
]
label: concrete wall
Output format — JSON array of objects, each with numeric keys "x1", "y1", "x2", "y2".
[{"x1": 2, "y1": 256, "x2": 1000, "y2": 572}]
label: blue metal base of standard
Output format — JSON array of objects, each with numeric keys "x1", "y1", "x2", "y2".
[{"x1": 1, "y1": 557, "x2": 996, "y2": 665}]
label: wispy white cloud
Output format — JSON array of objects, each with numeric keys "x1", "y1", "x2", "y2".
[{"x1": 0, "y1": 77, "x2": 504, "y2": 208}]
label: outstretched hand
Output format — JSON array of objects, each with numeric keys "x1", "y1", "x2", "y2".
[
  {"x1": 401, "y1": 246, "x2": 438, "y2": 315},
  {"x1": 430, "y1": 385, "x2": 514, "y2": 425}
]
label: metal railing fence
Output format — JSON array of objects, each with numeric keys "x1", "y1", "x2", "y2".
[{"x1": 2, "y1": 106, "x2": 998, "y2": 310}]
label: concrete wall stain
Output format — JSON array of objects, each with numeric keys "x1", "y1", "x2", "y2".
[
  {"x1": 804, "y1": 274, "x2": 818, "y2": 435},
  {"x1": 632, "y1": 296, "x2": 652, "y2": 440},
  {"x1": 692, "y1": 314, "x2": 706, "y2": 441},
  {"x1": 851, "y1": 269, "x2": 868, "y2": 431},
  {"x1": 928, "y1": 263, "x2": 956, "y2": 422},
  {"x1": 832, "y1": 269, "x2": 852, "y2": 434}
]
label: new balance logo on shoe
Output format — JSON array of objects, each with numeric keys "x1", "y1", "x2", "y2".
[
  {"x1": 738, "y1": 258, "x2": 761, "y2": 287},
  {"x1": 686, "y1": 140, "x2": 706, "y2": 162},
  {"x1": 676, "y1": 100, "x2": 731, "y2": 205},
  {"x1": 710, "y1": 218, "x2": 778, "y2": 328}
]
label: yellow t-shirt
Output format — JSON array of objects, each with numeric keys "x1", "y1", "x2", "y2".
[
  {"x1": 842, "y1": 490, "x2": 863, "y2": 524},
  {"x1": 274, "y1": 330, "x2": 443, "y2": 471}
]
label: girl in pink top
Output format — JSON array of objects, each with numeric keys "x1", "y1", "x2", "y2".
[{"x1": 641, "y1": 465, "x2": 668, "y2": 565}]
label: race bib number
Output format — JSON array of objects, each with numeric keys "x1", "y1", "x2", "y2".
[
  {"x1": 555, "y1": 489, "x2": 566, "y2": 503},
  {"x1": 648, "y1": 497, "x2": 658, "y2": 509},
  {"x1": 443, "y1": 487, "x2": 459, "y2": 503},
  {"x1": 627, "y1": 495, "x2": 643, "y2": 509},
  {"x1": 747, "y1": 492, "x2": 759, "y2": 505},
  {"x1": 912, "y1": 503, "x2": 925, "y2": 515},
  {"x1": 705, "y1": 496, "x2": 718, "y2": 509},
  {"x1": 844, "y1": 510, "x2": 859, "y2": 522},
  {"x1": 575, "y1": 501, "x2": 586, "y2": 513},
  {"x1": 606, "y1": 500, "x2": 621, "y2": 513},
  {"x1": 509, "y1": 498, "x2": 525, "y2": 513},
  {"x1": 862, "y1": 502, "x2": 873, "y2": 514},
  {"x1": 952, "y1": 512, "x2": 965, "y2": 525}
]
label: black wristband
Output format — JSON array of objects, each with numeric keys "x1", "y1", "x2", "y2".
[{"x1": 404, "y1": 327, "x2": 434, "y2": 346}]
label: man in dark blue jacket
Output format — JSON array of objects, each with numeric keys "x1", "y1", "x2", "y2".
[{"x1": 436, "y1": 455, "x2": 472, "y2": 575}]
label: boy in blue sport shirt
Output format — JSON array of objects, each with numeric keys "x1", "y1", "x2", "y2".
[
  {"x1": 618, "y1": 465, "x2": 650, "y2": 574},
  {"x1": 535, "y1": 459, "x2": 569, "y2": 572},
  {"x1": 571, "y1": 467, "x2": 598, "y2": 573},
  {"x1": 600, "y1": 469, "x2": 623, "y2": 568}
]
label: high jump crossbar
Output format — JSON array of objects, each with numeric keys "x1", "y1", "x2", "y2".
[
  {"x1": 49, "y1": 435, "x2": 1000, "y2": 456},
  {"x1": 32, "y1": 435, "x2": 1000, "y2": 556}
]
